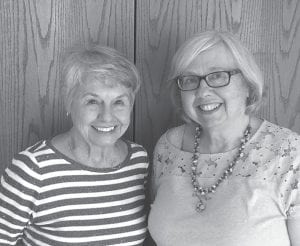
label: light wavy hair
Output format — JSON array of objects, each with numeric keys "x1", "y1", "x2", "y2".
[
  {"x1": 61, "y1": 45, "x2": 141, "y2": 112},
  {"x1": 168, "y1": 31, "x2": 264, "y2": 121}
]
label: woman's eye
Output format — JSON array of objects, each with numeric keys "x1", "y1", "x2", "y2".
[
  {"x1": 87, "y1": 99, "x2": 98, "y2": 105},
  {"x1": 210, "y1": 73, "x2": 221, "y2": 79},
  {"x1": 183, "y1": 76, "x2": 198, "y2": 84},
  {"x1": 209, "y1": 72, "x2": 225, "y2": 80},
  {"x1": 114, "y1": 100, "x2": 125, "y2": 106}
]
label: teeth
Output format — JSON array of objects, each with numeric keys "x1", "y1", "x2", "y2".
[
  {"x1": 199, "y1": 103, "x2": 221, "y2": 111},
  {"x1": 94, "y1": 126, "x2": 115, "y2": 132}
]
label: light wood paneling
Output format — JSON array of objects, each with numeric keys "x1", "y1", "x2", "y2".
[
  {"x1": 0, "y1": 0, "x2": 134, "y2": 173},
  {"x1": 1, "y1": 0, "x2": 300, "y2": 175},
  {"x1": 135, "y1": 0, "x2": 300, "y2": 155}
]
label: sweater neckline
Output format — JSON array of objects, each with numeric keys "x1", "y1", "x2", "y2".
[{"x1": 45, "y1": 139, "x2": 132, "y2": 173}]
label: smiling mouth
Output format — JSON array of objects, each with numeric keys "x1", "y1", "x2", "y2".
[
  {"x1": 92, "y1": 126, "x2": 116, "y2": 132},
  {"x1": 198, "y1": 103, "x2": 222, "y2": 112}
]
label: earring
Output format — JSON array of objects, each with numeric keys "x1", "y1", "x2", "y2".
[{"x1": 66, "y1": 112, "x2": 70, "y2": 117}]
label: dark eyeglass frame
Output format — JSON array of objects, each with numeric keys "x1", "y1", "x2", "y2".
[{"x1": 176, "y1": 69, "x2": 241, "y2": 91}]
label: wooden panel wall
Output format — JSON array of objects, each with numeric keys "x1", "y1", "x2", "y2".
[
  {"x1": 135, "y1": 0, "x2": 300, "y2": 155},
  {"x1": 0, "y1": 0, "x2": 134, "y2": 173},
  {"x1": 0, "y1": 0, "x2": 300, "y2": 175}
]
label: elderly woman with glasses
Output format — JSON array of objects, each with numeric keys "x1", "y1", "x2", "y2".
[
  {"x1": 148, "y1": 31, "x2": 300, "y2": 246},
  {"x1": 0, "y1": 46, "x2": 148, "y2": 245}
]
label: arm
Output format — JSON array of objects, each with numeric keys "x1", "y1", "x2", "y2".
[
  {"x1": 150, "y1": 142, "x2": 162, "y2": 202},
  {"x1": 287, "y1": 210, "x2": 300, "y2": 246},
  {"x1": 150, "y1": 132, "x2": 171, "y2": 202},
  {"x1": 0, "y1": 153, "x2": 40, "y2": 245},
  {"x1": 285, "y1": 135, "x2": 300, "y2": 246},
  {"x1": 287, "y1": 184, "x2": 300, "y2": 246},
  {"x1": 151, "y1": 126, "x2": 184, "y2": 202}
]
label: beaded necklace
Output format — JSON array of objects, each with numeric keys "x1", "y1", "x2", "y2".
[{"x1": 191, "y1": 125, "x2": 251, "y2": 212}]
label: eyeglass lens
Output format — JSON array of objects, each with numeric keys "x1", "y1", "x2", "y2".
[{"x1": 178, "y1": 71, "x2": 230, "y2": 90}]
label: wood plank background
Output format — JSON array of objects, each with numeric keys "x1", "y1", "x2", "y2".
[
  {"x1": 0, "y1": 0, "x2": 135, "y2": 174},
  {"x1": 135, "y1": 0, "x2": 300, "y2": 155},
  {"x1": 1, "y1": 0, "x2": 300, "y2": 177}
]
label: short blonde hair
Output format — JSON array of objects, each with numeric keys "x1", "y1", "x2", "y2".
[
  {"x1": 168, "y1": 31, "x2": 264, "y2": 121},
  {"x1": 61, "y1": 45, "x2": 141, "y2": 111}
]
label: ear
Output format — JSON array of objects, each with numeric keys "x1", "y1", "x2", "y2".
[
  {"x1": 246, "y1": 96, "x2": 251, "y2": 106},
  {"x1": 245, "y1": 83, "x2": 251, "y2": 105}
]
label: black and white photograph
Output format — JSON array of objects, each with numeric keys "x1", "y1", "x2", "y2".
[{"x1": 0, "y1": 1, "x2": 299, "y2": 245}]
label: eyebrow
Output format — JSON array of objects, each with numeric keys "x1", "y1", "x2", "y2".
[
  {"x1": 82, "y1": 93, "x2": 131, "y2": 99},
  {"x1": 82, "y1": 93, "x2": 99, "y2": 97},
  {"x1": 185, "y1": 66, "x2": 235, "y2": 75},
  {"x1": 207, "y1": 66, "x2": 225, "y2": 71},
  {"x1": 207, "y1": 66, "x2": 235, "y2": 72}
]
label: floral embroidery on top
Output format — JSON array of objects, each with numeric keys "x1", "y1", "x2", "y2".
[{"x1": 153, "y1": 120, "x2": 300, "y2": 214}]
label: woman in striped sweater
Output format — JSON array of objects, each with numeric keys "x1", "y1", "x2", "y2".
[{"x1": 0, "y1": 46, "x2": 149, "y2": 245}]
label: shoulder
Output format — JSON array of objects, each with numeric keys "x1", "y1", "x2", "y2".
[
  {"x1": 166, "y1": 125, "x2": 186, "y2": 148},
  {"x1": 261, "y1": 120, "x2": 300, "y2": 148},
  {"x1": 260, "y1": 121, "x2": 300, "y2": 213},
  {"x1": 255, "y1": 120, "x2": 300, "y2": 174},
  {"x1": 126, "y1": 140, "x2": 148, "y2": 155},
  {"x1": 5, "y1": 140, "x2": 50, "y2": 186},
  {"x1": 21, "y1": 140, "x2": 49, "y2": 154},
  {"x1": 15, "y1": 140, "x2": 50, "y2": 164},
  {"x1": 125, "y1": 140, "x2": 149, "y2": 167},
  {"x1": 153, "y1": 125, "x2": 187, "y2": 170},
  {"x1": 155, "y1": 125, "x2": 186, "y2": 152},
  {"x1": 13, "y1": 139, "x2": 67, "y2": 173}
]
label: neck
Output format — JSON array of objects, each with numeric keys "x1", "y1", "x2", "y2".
[
  {"x1": 67, "y1": 128, "x2": 123, "y2": 168},
  {"x1": 196, "y1": 115, "x2": 250, "y2": 153}
]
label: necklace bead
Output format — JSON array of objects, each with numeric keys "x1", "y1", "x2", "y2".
[{"x1": 191, "y1": 125, "x2": 251, "y2": 212}]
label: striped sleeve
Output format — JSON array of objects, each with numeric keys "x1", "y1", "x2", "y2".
[{"x1": 0, "y1": 149, "x2": 42, "y2": 245}]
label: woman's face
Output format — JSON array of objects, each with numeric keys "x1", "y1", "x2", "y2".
[
  {"x1": 181, "y1": 43, "x2": 249, "y2": 129},
  {"x1": 69, "y1": 79, "x2": 133, "y2": 147}
]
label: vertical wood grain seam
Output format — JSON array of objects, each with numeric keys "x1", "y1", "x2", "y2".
[{"x1": 133, "y1": 0, "x2": 137, "y2": 142}]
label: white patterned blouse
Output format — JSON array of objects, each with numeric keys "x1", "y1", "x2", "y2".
[{"x1": 149, "y1": 120, "x2": 300, "y2": 246}]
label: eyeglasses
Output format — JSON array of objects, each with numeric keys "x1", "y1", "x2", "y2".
[{"x1": 176, "y1": 69, "x2": 241, "y2": 91}]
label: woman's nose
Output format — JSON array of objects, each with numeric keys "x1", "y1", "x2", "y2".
[
  {"x1": 195, "y1": 79, "x2": 212, "y2": 96},
  {"x1": 98, "y1": 105, "x2": 113, "y2": 121}
]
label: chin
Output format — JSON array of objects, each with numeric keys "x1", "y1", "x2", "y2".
[{"x1": 193, "y1": 116, "x2": 227, "y2": 129}]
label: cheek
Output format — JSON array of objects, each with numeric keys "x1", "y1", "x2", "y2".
[
  {"x1": 223, "y1": 91, "x2": 248, "y2": 113},
  {"x1": 115, "y1": 108, "x2": 132, "y2": 125},
  {"x1": 71, "y1": 106, "x2": 97, "y2": 127},
  {"x1": 223, "y1": 80, "x2": 249, "y2": 104},
  {"x1": 181, "y1": 93, "x2": 195, "y2": 112}
]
